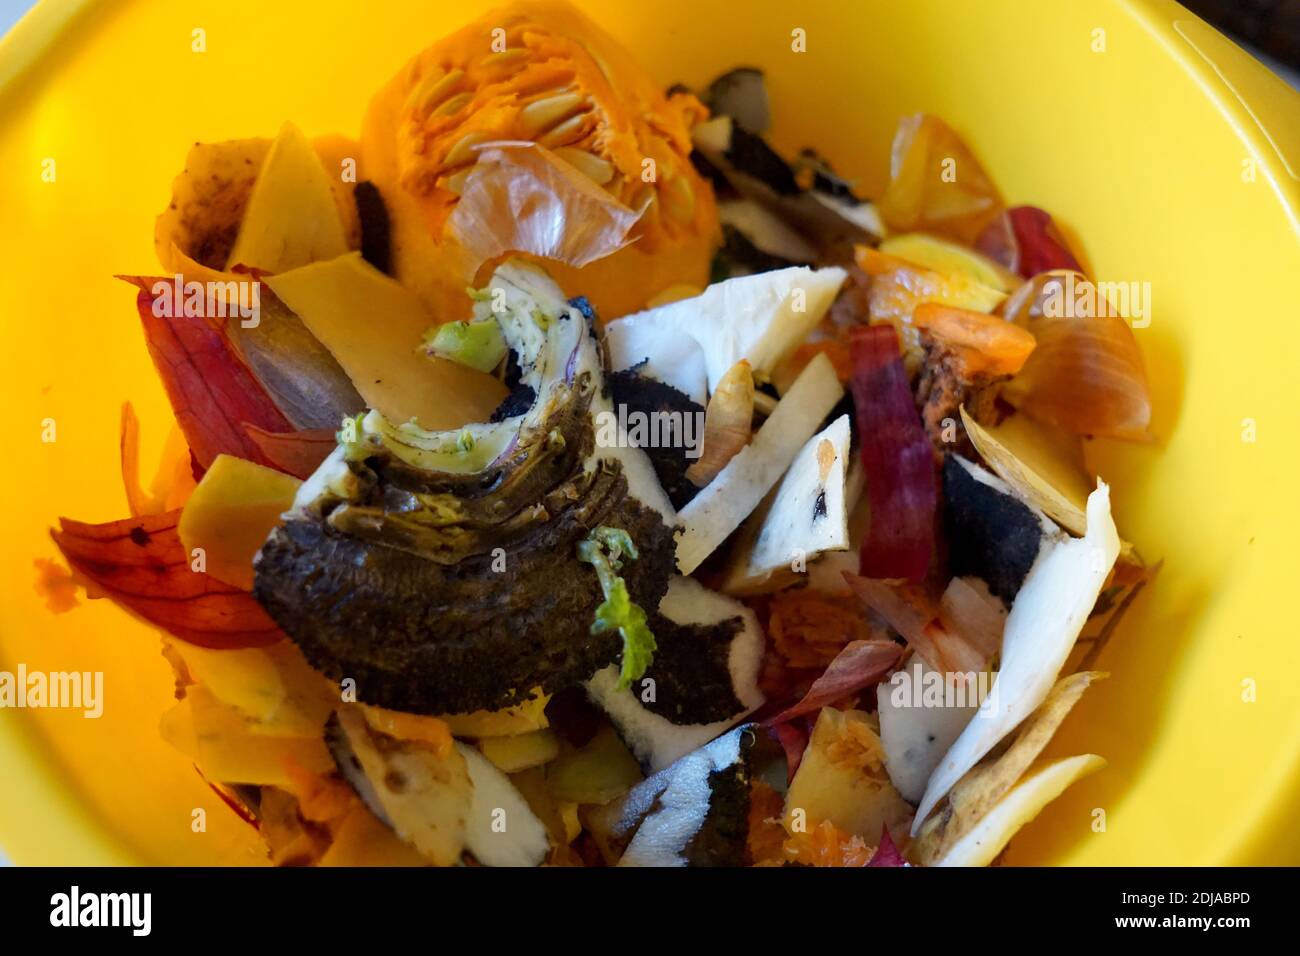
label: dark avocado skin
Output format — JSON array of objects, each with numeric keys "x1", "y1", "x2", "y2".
[
  {"x1": 726, "y1": 125, "x2": 801, "y2": 195},
  {"x1": 606, "y1": 369, "x2": 705, "y2": 510},
  {"x1": 639, "y1": 615, "x2": 744, "y2": 725},
  {"x1": 593, "y1": 724, "x2": 780, "y2": 866},
  {"x1": 942, "y1": 454, "x2": 1043, "y2": 603},
  {"x1": 714, "y1": 224, "x2": 808, "y2": 279},
  {"x1": 683, "y1": 759, "x2": 753, "y2": 867},
  {"x1": 253, "y1": 370, "x2": 677, "y2": 716},
  {"x1": 353, "y1": 181, "x2": 391, "y2": 275}
]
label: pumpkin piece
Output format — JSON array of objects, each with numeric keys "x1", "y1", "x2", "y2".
[
  {"x1": 166, "y1": 641, "x2": 286, "y2": 725},
  {"x1": 782, "y1": 707, "x2": 913, "y2": 842},
  {"x1": 177, "y1": 453, "x2": 302, "y2": 591},
  {"x1": 913, "y1": 302, "x2": 1037, "y2": 378},
  {"x1": 309, "y1": 132, "x2": 364, "y2": 252},
  {"x1": 925, "y1": 755, "x2": 1105, "y2": 867},
  {"x1": 879, "y1": 233, "x2": 1015, "y2": 293},
  {"x1": 547, "y1": 725, "x2": 644, "y2": 805},
  {"x1": 768, "y1": 820, "x2": 877, "y2": 868},
  {"x1": 165, "y1": 638, "x2": 335, "y2": 740},
  {"x1": 959, "y1": 408, "x2": 1092, "y2": 534},
  {"x1": 359, "y1": 705, "x2": 455, "y2": 759},
  {"x1": 265, "y1": 252, "x2": 507, "y2": 430},
  {"x1": 359, "y1": 1, "x2": 719, "y2": 321},
  {"x1": 437, "y1": 692, "x2": 551, "y2": 738},
  {"x1": 854, "y1": 244, "x2": 1006, "y2": 366}
]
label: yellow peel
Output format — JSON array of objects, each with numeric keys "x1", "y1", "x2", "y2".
[
  {"x1": 879, "y1": 232, "x2": 1016, "y2": 292},
  {"x1": 962, "y1": 407, "x2": 1138, "y2": 561},
  {"x1": 265, "y1": 252, "x2": 506, "y2": 431},
  {"x1": 912, "y1": 670, "x2": 1105, "y2": 862},
  {"x1": 227, "y1": 121, "x2": 350, "y2": 273},
  {"x1": 930, "y1": 755, "x2": 1106, "y2": 867},
  {"x1": 961, "y1": 407, "x2": 1091, "y2": 534}
]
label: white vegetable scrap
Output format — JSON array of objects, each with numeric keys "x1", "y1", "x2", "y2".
[
  {"x1": 911, "y1": 481, "x2": 1120, "y2": 834},
  {"x1": 585, "y1": 577, "x2": 765, "y2": 772},
  {"x1": 746, "y1": 413, "x2": 852, "y2": 576},
  {"x1": 877, "y1": 655, "x2": 981, "y2": 804},
  {"x1": 456, "y1": 741, "x2": 550, "y2": 867},
  {"x1": 612, "y1": 266, "x2": 846, "y2": 394},
  {"x1": 675, "y1": 352, "x2": 844, "y2": 575}
]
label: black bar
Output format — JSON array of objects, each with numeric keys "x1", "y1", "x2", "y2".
[{"x1": 0, "y1": 867, "x2": 1282, "y2": 940}]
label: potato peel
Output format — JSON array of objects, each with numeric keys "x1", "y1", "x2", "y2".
[
  {"x1": 927, "y1": 754, "x2": 1106, "y2": 867},
  {"x1": 912, "y1": 670, "x2": 1106, "y2": 863}
]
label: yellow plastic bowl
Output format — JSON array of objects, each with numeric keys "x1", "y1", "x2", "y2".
[{"x1": 2, "y1": 0, "x2": 1298, "y2": 866}]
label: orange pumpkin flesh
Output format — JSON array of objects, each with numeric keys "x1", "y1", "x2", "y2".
[{"x1": 360, "y1": 0, "x2": 719, "y2": 321}]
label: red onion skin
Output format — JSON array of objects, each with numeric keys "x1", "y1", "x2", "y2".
[{"x1": 849, "y1": 325, "x2": 937, "y2": 581}]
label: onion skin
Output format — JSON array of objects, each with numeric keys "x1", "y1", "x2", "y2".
[
  {"x1": 761, "y1": 639, "x2": 901, "y2": 725},
  {"x1": 122, "y1": 278, "x2": 295, "y2": 472},
  {"x1": 447, "y1": 142, "x2": 643, "y2": 279},
  {"x1": 843, "y1": 575, "x2": 989, "y2": 674},
  {"x1": 50, "y1": 510, "x2": 284, "y2": 650},
  {"x1": 243, "y1": 425, "x2": 337, "y2": 480},
  {"x1": 1002, "y1": 272, "x2": 1152, "y2": 440},
  {"x1": 877, "y1": 114, "x2": 1002, "y2": 245},
  {"x1": 1007, "y1": 207, "x2": 1083, "y2": 278},
  {"x1": 848, "y1": 325, "x2": 937, "y2": 581},
  {"x1": 685, "y1": 359, "x2": 754, "y2": 487},
  {"x1": 976, "y1": 206, "x2": 1083, "y2": 279}
]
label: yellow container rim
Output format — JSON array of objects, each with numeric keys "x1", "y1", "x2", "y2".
[{"x1": 1, "y1": 0, "x2": 1298, "y2": 866}]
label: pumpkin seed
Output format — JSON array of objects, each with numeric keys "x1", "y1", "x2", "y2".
[
  {"x1": 518, "y1": 92, "x2": 586, "y2": 139},
  {"x1": 403, "y1": 67, "x2": 444, "y2": 112},
  {"x1": 552, "y1": 147, "x2": 614, "y2": 185},
  {"x1": 632, "y1": 186, "x2": 660, "y2": 228},
  {"x1": 414, "y1": 69, "x2": 467, "y2": 117},
  {"x1": 444, "y1": 169, "x2": 472, "y2": 195},
  {"x1": 588, "y1": 49, "x2": 615, "y2": 85},
  {"x1": 479, "y1": 48, "x2": 529, "y2": 69},
  {"x1": 536, "y1": 112, "x2": 589, "y2": 148},
  {"x1": 661, "y1": 174, "x2": 696, "y2": 224},
  {"x1": 443, "y1": 131, "x2": 492, "y2": 167},
  {"x1": 432, "y1": 91, "x2": 474, "y2": 119}
]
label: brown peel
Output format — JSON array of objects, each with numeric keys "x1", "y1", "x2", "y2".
[{"x1": 685, "y1": 359, "x2": 754, "y2": 487}]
